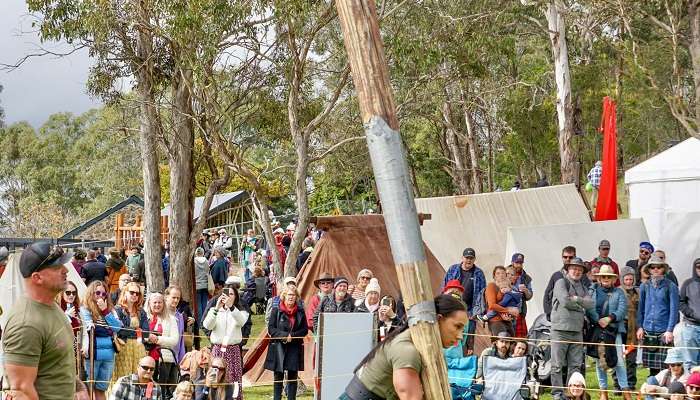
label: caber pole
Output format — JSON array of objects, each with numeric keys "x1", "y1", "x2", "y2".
[{"x1": 335, "y1": 1, "x2": 451, "y2": 398}]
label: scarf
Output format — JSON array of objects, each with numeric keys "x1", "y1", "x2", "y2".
[
  {"x1": 651, "y1": 275, "x2": 665, "y2": 288},
  {"x1": 364, "y1": 298, "x2": 380, "y2": 313},
  {"x1": 279, "y1": 300, "x2": 297, "y2": 330}
]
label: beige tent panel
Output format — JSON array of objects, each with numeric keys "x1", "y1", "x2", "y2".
[{"x1": 415, "y1": 184, "x2": 591, "y2": 272}]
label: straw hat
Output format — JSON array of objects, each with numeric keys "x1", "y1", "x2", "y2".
[{"x1": 594, "y1": 265, "x2": 618, "y2": 278}]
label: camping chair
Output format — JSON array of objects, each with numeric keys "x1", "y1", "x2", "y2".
[
  {"x1": 447, "y1": 354, "x2": 480, "y2": 400},
  {"x1": 481, "y1": 356, "x2": 529, "y2": 400}
]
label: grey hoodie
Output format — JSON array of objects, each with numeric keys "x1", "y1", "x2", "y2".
[
  {"x1": 194, "y1": 256, "x2": 210, "y2": 290},
  {"x1": 679, "y1": 258, "x2": 700, "y2": 325}
]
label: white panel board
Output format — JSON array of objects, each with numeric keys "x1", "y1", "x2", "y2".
[
  {"x1": 415, "y1": 185, "x2": 590, "y2": 274},
  {"x1": 316, "y1": 312, "x2": 375, "y2": 400},
  {"x1": 657, "y1": 211, "x2": 700, "y2": 287},
  {"x1": 504, "y1": 219, "x2": 649, "y2": 326}
]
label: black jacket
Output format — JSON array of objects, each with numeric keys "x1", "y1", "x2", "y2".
[
  {"x1": 81, "y1": 259, "x2": 107, "y2": 285},
  {"x1": 680, "y1": 258, "x2": 700, "y2": 326},
  {"x1": 265, "y1": 306, "x2": 308, "y2": 372},
  {"x1": 313, "y1": 294, "x2": 355, "y2": 332}
]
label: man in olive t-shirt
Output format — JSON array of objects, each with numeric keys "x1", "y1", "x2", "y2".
[
  {"x1": 2, "y1": 242, "x2": 88, "y2": 400},
  {"x1": 356, "y1": 329, "x2": 423, "y2": 400}
]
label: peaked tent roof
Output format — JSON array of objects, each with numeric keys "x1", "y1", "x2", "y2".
[
  {"x1": 161, "y1": 191, "x2": 247, "y2": 220},
  {"x1": 625, "y1": 137, "x2": 700, "y2": 184},
  {"x1": 61, "y1": 195, "x2": 144, "y2": 239},
  {"x1": 243, "y1": 214, "x2": 447, "y2": 387},
  {"x1": 414, "y1": 184, "x2": 590, "y2": 272}
]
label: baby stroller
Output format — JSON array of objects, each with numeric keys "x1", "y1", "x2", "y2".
[{"x1": 527, "y1": 313, "x2": 552, "y2": 386}]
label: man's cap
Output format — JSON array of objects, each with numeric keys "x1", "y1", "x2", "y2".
[
  {"x1": 462, "y1": 248, "x2": 476, "y2": 258},
  {"x1": 639, "y1": 241, "x2": 654, "y2": 253},
  {"x1": 283, "y1": 276, "x2": 297, "y2": 286},
  {"x1": 687, "y1": 372, "x2": 700, "y2": 387},
  {"x1": 599, "y1": 239, "x2": 611, "y2": 249},
  {"x1": 511, "y1": 253, "x2": 524, "y2": 263},
  {"x1": 0, "y1": 246, "x2": 8, "y2": 264},
  {"x1": 334, "y1": 276, "x2": 349, "y2": 288},
  {"x1": 442, "y1": 279, "x2": 465, "y2": 294},
  {"x1": 19, "y1": 242, "x2": 72, "y2": 278},
  {"x1": 564, "y1": 257, "x2": 588, "y2": 272}
]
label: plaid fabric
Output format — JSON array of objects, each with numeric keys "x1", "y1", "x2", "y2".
[
  {"x1": 587, "y1": 165, "x2": 602, "y2": 187},
  {"x1": 110, "y1": 374, "x2": 163, "y2": 400},
  {"x1": 514, "y1": 316, "x2": 528, "y2": 338},
  {"x1": 642, "y1": 345, "x2": 670, "y2": 370}
]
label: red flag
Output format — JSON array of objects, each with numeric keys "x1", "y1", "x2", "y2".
[{"x1": 595, "y1": 97, "x2": 618, "y2": 221}]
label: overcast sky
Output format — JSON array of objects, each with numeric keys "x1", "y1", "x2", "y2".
[{"x1": 0, "y1": 0, "x2": 101, "y2": 128}]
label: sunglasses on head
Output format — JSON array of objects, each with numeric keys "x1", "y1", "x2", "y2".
[
  {"x1": 139, "y1": 365, "x2": 155, "y2": 372},
  {"x1": 65, "y1": 290, "x2": 77, "y2": 296}
]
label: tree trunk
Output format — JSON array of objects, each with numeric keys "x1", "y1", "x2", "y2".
[
  {"x1": 135, "y1": 0, "x2": 164, "y2": 292},
  {"x1": 167, "y1": 67, "x2": 195, "y2": 300},
  {"x1": 545, "y1": 0, "x2": 577, "y2": 183},
  {"x1": 250, "y1": 192, "x2": 283, "y2": 281},
  {"x1": 687, "y1": 0, "x2": 700, "y2": 139},
  {"x1": 461, "y1": 90, "x2": 482, "y2": 193},
  {"x1": 442, "y1": 98, "x2": 471, "y2": 194},
  {"x1": 285, "y1": 132, "x2": 310, "y2": 277}
]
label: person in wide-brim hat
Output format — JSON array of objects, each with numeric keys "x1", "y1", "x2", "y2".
[
  {"x1": 645, "y1": 254, "x2": 669, "y2": 273},
  {"x1": 564, "y1": 257, "x2": 589, "y2": 273},
  {"x1": 313, "y1": 272, "x2": 334, "y2": 288}
]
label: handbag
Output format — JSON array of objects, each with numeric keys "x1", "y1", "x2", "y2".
[{"x1": 207, "y1": 273, "x2": 215, "y2": 296}]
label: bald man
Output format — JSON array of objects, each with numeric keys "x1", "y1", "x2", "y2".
[{"x1": 110, "y1": 356, "x2": 163, "y2": 400}]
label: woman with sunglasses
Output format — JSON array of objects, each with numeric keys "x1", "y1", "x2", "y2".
[
  {"x1": 640, "y1": 348, "x2": 689, "y2": 400},
  {"x1": 59, "y1": 281, "x2": 84, "y2": 375},
  {"x1": 203, "y1": 286, "x2": 248, "y2": 400},
  {"x1": 637, "y1": 253, "x2": 680, "y2": 377},
  {"x1": 112, "y1": 281, "x2": 150, "y2": 382},
  {"x1": 145, "y1": 292, "x2": 180, "y2": 398},
  {"x1": 80, "y1": 281, "x2": 123, "y2": 400}
]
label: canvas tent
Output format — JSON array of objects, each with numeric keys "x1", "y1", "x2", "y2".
[
  {"x1": 243, "y1": 214, "x2": 452, "y2": 387},
  {"x1": 625, "y1": 137, "x2": 700, "y2": 245},
  {"x1": 657, "y1": 211, "x2": 700, "y2": 286},
  {"x1": 503, "y1": 218, "x2": 649, "y2": 326},
  {"x1": 415, "y1": 184, "x2": 591, "y2": 271}
]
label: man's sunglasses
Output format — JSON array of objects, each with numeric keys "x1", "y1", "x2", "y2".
[
  {"x1": 640, "y1": 250, "x2": 651, "y2": 255},
  {"x1": 139, "y1": 365, "x2": 155, "y2": 372},
  {"x1": 319, "y1": 280, "x2": 333, "y2": 285},
  {"x1": 562, "y1": 256, "x2": 574, "y2": 260},
  {"x1": 649, "y1": 265, "x2": 664, "y2": 270},
  {"x1": 65, "y1": 290, "x2": 77, "y2": 296}
]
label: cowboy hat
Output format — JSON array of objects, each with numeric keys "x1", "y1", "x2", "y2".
[
  {"x1": 313, "y1": 272, "x2": 334, "y2": 288},
  {"x1": 594, "y1": 265, "x2": 618, "y2": 278},
  {"x1": 646, "y1": 254, "x2": 669, "y2": 272},
  {"x1": 564, "y1": 257, "x2": 589, "y2": 273}
]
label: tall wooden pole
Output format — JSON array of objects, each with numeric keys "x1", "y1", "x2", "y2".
[{"x1": 336, "y1": 1, "x2": 451, "y2": 398}]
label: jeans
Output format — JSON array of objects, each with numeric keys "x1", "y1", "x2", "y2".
[
  {"x1": 595, "y1": 333, "x2": 629, "y2": 390},
  {"x1": 84, "y1": 359, "x2": 114, "y2": 392},
  {"x1": 550, "y1": 330, "x2": 584, "y2": 400},
  {"x1": 244, "y1": 268, "x2": 252, "y2": 283},
  {"x1": 681, "y1": 321, "x2": 700, "y2": 371},
  {"x1": 196, "y1": 288, "x2": 209, "y2": 321},
  {"x1": 274, "y1": 371, "x2": 298, "y2": 400}
]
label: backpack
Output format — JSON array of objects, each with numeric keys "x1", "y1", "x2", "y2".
[{"x1": 471, "y1": 286, "x2": 489, "y2": 318}]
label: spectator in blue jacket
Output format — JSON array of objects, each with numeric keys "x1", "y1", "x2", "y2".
[
  {"x1": 442, "y1": 247, "x2": 486, "y2": 355},
  {"x1": 637, "y1": 254, "x2": 680, "y2": 376},
  {"x1": 587, "y1": 265, "x2": 629, "y2": 400}
]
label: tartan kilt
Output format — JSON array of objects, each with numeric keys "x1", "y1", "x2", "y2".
[{"x1": 641, "y1": 331, "x2": 670, "y2": 370}]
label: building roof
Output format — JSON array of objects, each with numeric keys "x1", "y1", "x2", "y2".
[
  {"x1": 61, "y1": 195, "x2": 144, "y2": 239},
  {"x1": 161, "y1": 191, "x2": 248, "y2": 221}
]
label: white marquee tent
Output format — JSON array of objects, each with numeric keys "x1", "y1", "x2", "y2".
[
  {"x1": 657, "y1": 211, "x2": 700, "y2": 286},
  {"x1": 415, "y1": 184, "x2": 591, "y2": 272},
  {"x1": 504, "y1": 218, "x2": 649, "y2": 326},
  {"x1": 625, "y1": 137, "x2": 700, "y2": 245}
]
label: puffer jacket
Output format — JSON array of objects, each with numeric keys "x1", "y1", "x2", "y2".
[
  {"x1": 679, "y1": 258, "x2": 700, "y2": 326},
  {"x1": 587, "y1": 284, "x2": 628, "y2": 334},
  {"x1": 194, "y1": 256, "x2": 209, "y2": 291},
  {"x1": 81, "y1": 307, "x2": 123, "y2": 361},
  {"x1": 551, "y1": 276, "x2": 594, "y2": 332},
  {"x1": 637, "y1": 278, "x2": 679, "y2": 333},
  {"x1": 313, "y1": 293, "x2": 355, "y2": 332}
]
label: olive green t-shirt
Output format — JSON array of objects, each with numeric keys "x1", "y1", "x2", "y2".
[
  {"x1": 357, "y1": 329, "x2": 423, "y2": 400},
  {"x1": 2, "y1": 296, "x2": 76, "y2": 400}
]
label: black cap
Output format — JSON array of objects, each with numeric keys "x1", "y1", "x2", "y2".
[
  {"x1": 19, "y1": 242, "x2": 72, "y2": 278},
  {"x1": 599, "y1": 239, "x2": 611, "y2": 249},
  {"x1": 462, "y1": 248, "x2": 476, "y2": 258},
  {"x1": 668, "y1": 381, "x2": 686, "y2": 395}
]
